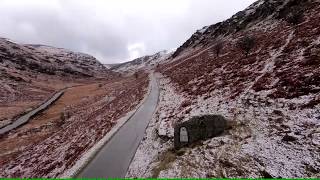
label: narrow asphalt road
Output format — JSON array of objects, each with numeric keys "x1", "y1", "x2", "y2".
[
  {"x1": 77, "y1": 74, "x2": 159, "y2": 178},
  {"x1": 0, "y1": 90, "x2": 64, "y2": 135}
]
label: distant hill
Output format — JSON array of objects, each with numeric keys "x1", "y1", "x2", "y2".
[
  {"x1": 0, "y1": 37, "x2": 115, "y2": 126},
  {"x1": 111, "y1": 50, "x2": 172, "y2": 74}
]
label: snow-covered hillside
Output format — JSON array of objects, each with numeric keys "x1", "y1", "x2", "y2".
[
  {"x1": 26, "y1": 44, "x2": 109, "y2": 77},
  {"x1": 0, "y1": 38, "x2": 111, "y2": 78},
  {"x1": 0, "y1": 38, "x2": 114, "y2": 128},
  {"x1": 128, "y1": 0, "x2": 320, "y2": 178},
  {"x1": 111, "y1": 50, "x2": 172, "y2": 74}
]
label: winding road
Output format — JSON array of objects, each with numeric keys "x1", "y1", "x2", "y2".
[
  {"x1": 0, "y1": 90, "x2": 65, "y2": 135},
  {"x1": 77, "y1": 74, "x2": 160, "y2": 178}
]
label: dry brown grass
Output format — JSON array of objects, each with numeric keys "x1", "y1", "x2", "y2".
[
  {"x1": 0, "y1": 82, "x2": 107, "y2": 162},
  {"x1": 0, "y1": 73, "x2": 149, "y2": 177},
  {"x1": 151, "y1": 149, "x2": 177, "y2": 178}
]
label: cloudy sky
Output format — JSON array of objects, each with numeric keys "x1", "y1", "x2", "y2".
[{"x1": 0, "y1": 0, "x2": 256, "y2": 63}]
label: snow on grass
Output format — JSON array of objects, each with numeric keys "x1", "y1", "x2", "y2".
[
  {"x1": 127, "y1": 71, "x2": 320, "y2": 178},
  {"x1": 243, "y1": 30, "x2": 295, "y2": 96},
  {"x1": 164, "y1": 90, "x2": 318, "y2": 177},
  {"x1": 126, "y1": 1, "x2": 320, "y2": 178},
  {"x1": 61, "y1": 109, "x2": 139, "y2": 178}
]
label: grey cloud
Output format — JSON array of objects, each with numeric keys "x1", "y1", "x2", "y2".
[
  {"x1": 1, "y1": 5, "x2": 128, "y2": 61},
  {"x1": 0, "y1": 0, "x2": 256, "y2": 63}
]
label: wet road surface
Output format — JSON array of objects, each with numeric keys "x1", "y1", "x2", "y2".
[{"x1": 77, "y1": 74, "x2": 159, "y2": 178}]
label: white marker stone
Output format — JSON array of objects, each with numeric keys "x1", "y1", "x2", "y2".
[{"x1": 180, "y1": 127, "x2": 188, "y2": 143}]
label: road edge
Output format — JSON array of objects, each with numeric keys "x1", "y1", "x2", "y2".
[
  {"x1": 0, "y1": 90, "x2": 65, "y2": 135},
  {"x1": 61, "y1": 73, "x2": 154, "y2": 178},
  {"x1": 124, "y1": 72, "x2": 161, "y2": 177}
]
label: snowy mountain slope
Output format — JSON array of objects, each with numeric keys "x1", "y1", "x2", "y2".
[
  {"x1": 0, "y1": 38, "x2": 111, "y2": 78},
  {"x1": 25, "y1": 44, "x2": 110, "y2": 77},
  {"x1": 128, "y1": 0, "x2": 320, "y2": 178},
  {"x1": 0, "y1": 38, "x2": 114, "y2": 127},
  {"x1": 111, "y1": 50, "x2": 172, "y2": 73}
]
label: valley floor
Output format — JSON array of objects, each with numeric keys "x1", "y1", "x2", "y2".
[
  {"x1": 0, "y1": 78, "x2": 81, "y2": 129},
  {"x1": 0, "y1": 74, "x2": 149, "y2": 177}
]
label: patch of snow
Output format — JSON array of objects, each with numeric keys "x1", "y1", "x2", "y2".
[
  {"x1": 243, "y1": 30, "x2": 295, "y2": 96},
  {"x1": 197, "y1": 26, "x2": 209, "y2": 34}
]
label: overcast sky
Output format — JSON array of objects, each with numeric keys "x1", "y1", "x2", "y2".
[{"x1": 0, "y1": 0, "x2": 256, "y2": 63}]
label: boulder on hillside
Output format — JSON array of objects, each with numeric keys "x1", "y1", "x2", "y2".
[{"x1": 174, "y1": 114, "x2": 227, "y2": 149}]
